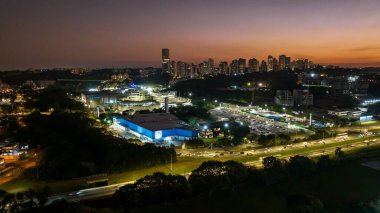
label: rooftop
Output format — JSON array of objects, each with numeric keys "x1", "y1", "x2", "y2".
[{"x1": 120, "y1": 113, "x2": 192, "y2": 131}]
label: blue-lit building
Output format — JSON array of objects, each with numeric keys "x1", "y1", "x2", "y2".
[{"x1": 113, "y1": 113, "x2": 198, "y2": 143}]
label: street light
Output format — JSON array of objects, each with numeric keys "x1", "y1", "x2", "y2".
[
  {"x1": 203, "y1": 125, "x2": 208, "y2": 130},
  {"x1": 214, "y1": 100, "x2": 218, "y2": 103},
  {"x1": 224, "y1": 123, "x2": 229, "y2": 128},
  {"x1": 189, "y1": 92, "x2": 192, "y2": 97}
]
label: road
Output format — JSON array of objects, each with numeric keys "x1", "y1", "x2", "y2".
[
  {"x1": 47, "y1": 133, "x2": 380, "y2": 204},
  {"x1": 46, "y1": 181, "x2": 134, "y2": 205}
]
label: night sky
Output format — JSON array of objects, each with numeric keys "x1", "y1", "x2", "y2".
[{"x1": 1, "y1": 0, "x2": 380, "y2": 70}]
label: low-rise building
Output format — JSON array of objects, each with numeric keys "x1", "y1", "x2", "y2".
[
  {"x1": 274, "y1": 90, "x2": 294, "y2": 107},
  {"x1": 113, "y1": 113, "x2": 198, "y2": 144},
  {"x1": 293, "y1": 89, "x2": 313, "y2": 107}
]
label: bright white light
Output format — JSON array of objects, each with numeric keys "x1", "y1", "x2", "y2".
[
  {"x1": 203, "y1": 125, "x2": 208, "y2": 130},
  {"x1": 224, "y1": 123, "x2": 229, "y2": 128},
  {"x1": 146, "y1": 87, "x2": 153, "y2": 93}
]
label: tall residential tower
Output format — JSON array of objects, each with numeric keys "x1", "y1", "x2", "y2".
[{"x1": 162, "y1": 48, "x2": 170, "y2": 73}]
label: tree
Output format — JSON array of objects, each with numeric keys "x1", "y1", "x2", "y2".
[
  {"x1": 287, "y1": 194, "x2": 324, "y2": 213},
  {"x1": 262, "y1": 156, "x2": 288, "y2": 184},
  {"x1": 187, "y1": 117, "x2": 198, "y2": 128},
  {"x1": 113, "y1": 172, "x2": 188, "y2": 210},
  {"x1": 335, "y1": 147, "x2": 344, "y2": 158},
  {"x1": 316, "y1": 155, "x2": 332, "y2": 171},
  {"x1": 287, "y1": 155, "x2": 316, "y2": 178},
  {"x1": 188, "y1": 160, "x2": 248, "y2": 194},
  {"x1": 188, "y1": 161, "x2": 230, "y2": 194},
  {"x1": 258, "y1": 135, "x2": 276, "y2": 146},
  {"x1": 277, "y1": 134, "x2": 291, "y2": 145},
  {"x1": 223, "y1": 160, "x2": 249, "y2": 185},
  {"x1": 185, "y1": 138, "x2": 205, "y2": 149},
  {"x1": 232, "y1": 126, "x2": 250, "y2": 144},
  {"x1": 262, "y1": 156, "x2": 285, "y2": 171}
]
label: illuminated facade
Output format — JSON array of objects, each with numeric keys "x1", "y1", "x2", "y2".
[
  {"x1": 113, "y1": 113, "x2": 198, "y2": 143},
  {"x1": 162, "y1": 48, "x2": 170, "y2": 73}
]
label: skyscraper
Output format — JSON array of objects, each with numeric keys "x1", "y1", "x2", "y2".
[
  {"x1": 248, "y1": 58, "x2": 259, "y2": 72},
  {"x1": 260, "y1": 60, "x2": 268, "y2": 72},
  {"x1": 230, "y1": 59, "x2": 239, "y2": 74},
  {"x1": 170, "y1": 60, "x2": 178, "y2": 78},
  {"x1": 285, "y1": 56, "x2": 291, "y2": 70},
  {"x1": 295, "y1": 58, "x2": 308, "y2": 70},
  {"x1": 162, "y1": 48, "x2": 170, "y2": 73},
  {"x1": 279, "y1": 55, "x2": 287, "y2": 70},
  {"x1": 267, "y1": 55, "x2": 274, "y2": 71},
  {"x1": 177, "y1": 61, "x2": 186, "y2": 78},
  {"x1": 206, "y1": 58, "x2": 214, "y2": 75},
  {"x1": 238, "y1": 58, "x2": 246, "y2": 74},
  {"x1": 273, "y1": 57, "x2": 279, "y2": 71},
  {"x1": 219, "y1": 61, "x2": 229, "y2": 75}
]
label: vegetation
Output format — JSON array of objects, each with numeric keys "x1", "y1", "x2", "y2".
[
  {"x1": 185, "y1": 138, "x2": 205, "y2": 149},
  {"x1": 0, "y1": 188, "x2": 50, "y2": 212},
  {"x1": 113, "y1": 172, "x2": 188, "y2": 210},
  {"x1": 14, "y1": 88, "x2": 176, "y2": 180},
  {"x1": 171, "y1": 72, "x2": 298, "y2": 104},
  {"x1": 106, "y1": 147, "x2": 380, "y2": 213}
]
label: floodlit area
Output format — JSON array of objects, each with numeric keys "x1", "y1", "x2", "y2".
[{"x1": 210, "y1": 105, "x2": 311, "y2": 136}]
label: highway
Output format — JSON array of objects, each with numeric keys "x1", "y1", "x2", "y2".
[
  {"x1": 46, "y1": 181, "x2": 134, "y2": 205},
  {"x1": 46, "y1": 133, "x2": 380, "y2": 204}
]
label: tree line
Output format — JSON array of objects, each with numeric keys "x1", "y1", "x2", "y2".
[
  {"x1": 12, "y1": 88, "x2": 176, "y2": 179},
  {"x1": 110, "y1": 153, "x2": 346, "y2": 212}
]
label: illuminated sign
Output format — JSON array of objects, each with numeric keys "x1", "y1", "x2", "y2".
[{"x1": 155, "y1": 131, "x2": 162, "y2": 139}]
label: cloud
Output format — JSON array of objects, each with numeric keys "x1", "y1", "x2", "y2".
[{"x1": 350, "y1": 47, "x2": 380, "y2": 52}]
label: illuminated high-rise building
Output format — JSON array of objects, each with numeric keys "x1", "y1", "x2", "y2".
[
  {"x1": 273, "y1": 57, "x2": 279, "y2": 71},
  {"x1": 279, "y1": 55, "x2": 287, "y2": 70},
  {"x1": 260, "y1": 60, "x2": 268, "y2": 72},
  {"x1": 295, "y1": 58, "x2": 309, "y2": 70},
  {"x1": 162, "y1": 48, "x2": 170, "y2": 73},
  {"x1": 206, "y1": 58, "x2": 214, "y2": 75},
  {"x1": 177, "y1": 61, "x2": 187, "y2": 78},
  {"x1": 285, "y1": 56, "x2": 291, "y2": 70},
  {"x1": 238, "y1": 58, "x2": 246, "y2": 74},
  {"x1": 267, "y1": 55, "x2": 274, "y2": 71},
  {"x1": 248, "y1": 58, "x2": 259, "y2": 72},
  {"x1": 170, "y1": 60, "x2": 178, "y2": 78},
  {"x1": 219, "y1": 61, "x2": 229, "y2": 75},
  {"x1": 230, "y1": 59, "x2": 239, "y2": 74}
]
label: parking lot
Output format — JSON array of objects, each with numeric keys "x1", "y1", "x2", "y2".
[{"x1": 210, "y1": 106, "x2": 306, "y2": 136}]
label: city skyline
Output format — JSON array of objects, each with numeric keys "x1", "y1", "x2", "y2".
[{"x1": 1, "y1": 0, "x2": 380, "y2": 70}]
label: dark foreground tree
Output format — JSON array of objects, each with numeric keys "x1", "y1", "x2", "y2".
[
  {"x1": 188, "y1": 160, "x2": 248, "y2": 194},
  {"x1": 262, "y1": 156, "x2": 288, "y2": 184},
  {"x1": 113, "y1": 172, "x2": 188, "y2": 210},
  {"x1": 287, "y1": 194, "x2": 324, "y2": 213},
  {"x1": 287, "y1": 155, "x2": 316, "y2": 178}
]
